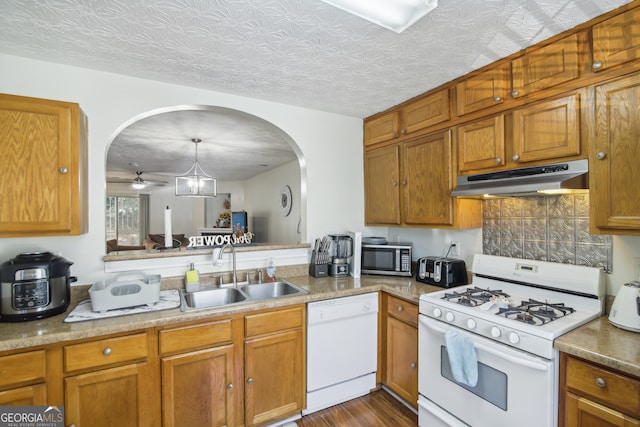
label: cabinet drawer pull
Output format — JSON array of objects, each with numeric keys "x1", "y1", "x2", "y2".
[
  {"x1": 397, "y1": 306, "x2": 404, "y2": 312},
  {"x1": 596, "y1": 151, "x2": 606, "y2": 160},
  {"x1": 595, "y1": 377, "x2": 606, "y2": 387},
  {"x1": 103, "y1": 347, "x2": 112, "y2": 356},
  {"x1": 592, "y1": 61, "x2": 603, "y2": 71},
  {"x1": 247, "y1": 377, "x2": 254, "y2": 384},
  {"x1": 59, "y1": 167, "x2": 68, "y2": 174}
]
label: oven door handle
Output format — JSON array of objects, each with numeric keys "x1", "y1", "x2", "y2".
[{"x1": 420, "y1": 316, "x2": 549, "y2": 372}]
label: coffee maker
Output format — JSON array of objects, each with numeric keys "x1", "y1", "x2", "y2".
[{"x1": 329, "y1": 234, "x2": 353, "y2": 277}]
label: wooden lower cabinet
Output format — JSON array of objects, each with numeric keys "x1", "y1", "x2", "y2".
[
  {"x1": 0, "y1": 349, "x2": 48, "y2": 405},
  {"x1": 383, "y1": 295, "x2": 418, "y2": 408},
  {"x1": 65, "y1": 362, "x2": 155, "y2": 427},
  {"x1": 0, "y1": 384, "x2": 47, "y2": 406},
  {"x1": 63, "y1": 331, "x2": 158, "y2": 427},
  {"x1": 162, "y1": 345, "x2": 236, "y2": 427},
  {"x1": 244, "y1": 306, "x2": 305, "y2": 427},
  {"x1": 560, "y1": 353, "x2": 640, "y2": 427}
]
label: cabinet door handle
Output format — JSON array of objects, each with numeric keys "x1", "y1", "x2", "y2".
[
  {"x1": 247, "y1": 377, "x2": 254, "y2": 384},
  {"x1": 59, "y1": 167, "x2": 68, "y2": 174},
  {"x1": 495, "y1": 157, "x2": 502, "y2": 164},
  {"x1": 494, "y1": 96, "x2": 502, "y2": 102},
  {"x1": 595, "y1": 377, "x2": 606, "y2": 387},
  {"x1": 401, "y1": 180, "x2": 407, "y2": 186},
  {"x1": 592, "y1": 61, "x2": 603, "y2": 71},
  {"x1": 392, "y1": 132, "x2": 398, "y2": 138},
  {"x1": 596, "y1": 151, "x2": 606, "y2": 160},
  {"x1": 397, "y1": 306, "x2": 404, "y2": 312},
  {"x1": 103, "y1": 347, "x2": 112, "y2": 356},
  {"x1": 411, "y1": 362, "x2": 417, "y2": 369},
  {"x1": 392, "y1": 181, "x2": 398, "y2": 187},
  {"x1": 400, "y1": 129, "x2": 406, "y2": 135},
  {"x1": 511, "y1": 90, "x2": 519, "y2": 98},
  {"x1": 512, "y1": 154, "x2": 520, "y2": 161},
  {"x1": 227, "y1": 383, "x2": 234, "y2": 390}
]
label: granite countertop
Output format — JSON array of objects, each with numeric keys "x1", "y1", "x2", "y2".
[
  {"x1": 0, "y1": 274, "x2": 443, "y2": 353},
  {"x1": 555, "y1": 317, "x2": 640, "y2": 378}
]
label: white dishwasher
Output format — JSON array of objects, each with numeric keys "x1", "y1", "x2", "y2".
[{"x1": 303, "y1": 292, "x2": 378, "y2": 415}]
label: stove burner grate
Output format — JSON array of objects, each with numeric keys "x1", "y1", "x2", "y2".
[
  {"x1": 442, "y1": 287, "x2": 510, "y2": 307},
  {"x1": 497, "y1": 298, "x2": 576, "y2": 325}
]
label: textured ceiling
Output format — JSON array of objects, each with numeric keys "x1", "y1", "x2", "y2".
[
  {"x1": 0, "y1": 0, "x2": 632, "y2": 181},
  {"x1": 0, "y1": 0, "x2": 632, "y2": 119}
]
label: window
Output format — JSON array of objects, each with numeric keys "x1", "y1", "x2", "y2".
[{"x1": 106, "y1": 195, "x2": 149, "y2": 245}]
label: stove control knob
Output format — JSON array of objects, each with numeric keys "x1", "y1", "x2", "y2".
[
  {"x1": 490, "y1": 326, "x2": 501, "y2": 338},
  {"x1": 508, "y1": 332, "x2": 520, "y2": 344},
  {"x1": 445, "y1": 312, "x2": 455, "y2": 322},
  {"x1": 433, "y1": 308, "x2": 442, "y2": 318},
  {"x1": 466, "y1": 319, "x2": 477, "y2": 329}
]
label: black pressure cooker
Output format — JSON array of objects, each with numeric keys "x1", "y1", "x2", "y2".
[{"x1": 0, "y1": 252, "x2": 76, "y2": 322}]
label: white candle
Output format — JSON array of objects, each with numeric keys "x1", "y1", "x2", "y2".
[{"x1": 164, "y1": 206, "x2": 172, "y2": 248}]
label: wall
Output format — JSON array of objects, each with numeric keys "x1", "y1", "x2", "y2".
[
  {"x1": 0, "y1": 53, "x2": 364, "y2": 284},
  {"x1": 245, "y1": 160, "x2": 301, "y2": 244}
]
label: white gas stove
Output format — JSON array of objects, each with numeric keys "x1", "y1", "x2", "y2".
[{"x1": 417, "y1": 254, "x2": 605, "y2": 427}]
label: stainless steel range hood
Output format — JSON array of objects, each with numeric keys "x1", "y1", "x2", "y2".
[{"x1": 451, "y1": 159, "x2": 588, "y2": 198}]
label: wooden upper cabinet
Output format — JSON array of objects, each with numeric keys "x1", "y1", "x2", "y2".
[
  {"x1": 403, "y1": 131, "x2": 453, "y2": 226},
  {"x1": 512, "y1": 33, "x2": 581, "y2": 98},
  {"x1": 364, "y1": 88, "x2": 450, "y2": 148},
  {"x1": 364, "y1": 145, "x2": 401, "y2": 225},
  {"x1": 512, "y1": 91, "x2": 582, "y2": 164},
  {"x1": 592, "y1": 6, "x2": 640, "y2": 73},
  {"x1": 457, "y1": 115, "x2": 506, "y2": 173},
  {"x1": 0, "y1": 94, "x2": 87, "y2": 237},
  {"x1": 456, "y1": 63, "x2": 510, "y2": 116},
  {"x1": 591, "y1": 72, "x2": 640, "y2": 232},
  {"x1": 400, "y1": 88, "x2": 450, "y2": 135},
  {"x1": 364, "y1": 111, "x2": 400, "y2": 147}
]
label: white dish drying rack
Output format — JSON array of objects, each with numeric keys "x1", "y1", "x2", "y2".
[{"x1": 89, "y1": 271, "x2": 161, "y2": 312}]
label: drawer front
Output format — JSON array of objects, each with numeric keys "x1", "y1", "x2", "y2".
[
  {"x1": 159, "y1": 319, "x2": 232, "y2": 355},
  {"x1": 245, "y1": 306, "x2": 304, "y2": 338},
  {"x1": 566, "y1": 356, "x2": 640, "y2": 416},
  {"x1": 386, "y1": 295, "x2": 418, "y2": 327},
  {"x1": 64, "y1": 332, "x2": 149, "y2": 372},
  {"x1": 0, "y1": 350, "x2": 46, "y2": 389}
]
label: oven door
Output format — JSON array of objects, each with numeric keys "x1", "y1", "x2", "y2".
[{"x1": 418, "y1": 315, "x2": 557, "y2": 427}]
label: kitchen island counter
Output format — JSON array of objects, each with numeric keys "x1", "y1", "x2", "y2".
[
  {"x1": 0, "y1": 273, "x2": 442, "y2": 352},
  {"x1": 555, "y1": 316, "x2": 640, "y2": 378}
]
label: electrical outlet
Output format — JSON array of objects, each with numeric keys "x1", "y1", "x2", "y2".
[{"x1": 450, "y1": 241, "x2": 460, "y2": 257}]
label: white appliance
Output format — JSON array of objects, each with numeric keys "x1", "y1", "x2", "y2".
[
  {"x1": 608, "y1": 280, "x2": 640, "y2": 332},
  {"x1": 304, "y1": 292, "x2": 378, "y2": 415},
  {"x1": 418, "y1": 254, "x2": 605, "y2": 427}
]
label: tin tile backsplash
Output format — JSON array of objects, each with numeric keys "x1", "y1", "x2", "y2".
[{"x1": 482, "y1": 194, "x2": 612, "y2": 272}]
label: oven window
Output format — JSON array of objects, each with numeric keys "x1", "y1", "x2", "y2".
[
  {"x1": 441, "y1": 346, "x2": 508, "y2": 410},
  {"x1": 362, "y1": 249, "x2": 395, "y2": 271}
]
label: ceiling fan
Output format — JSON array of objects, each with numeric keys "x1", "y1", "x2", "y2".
[{"x1": 106, "y1": 171, "x2": 168, "y2": 188}]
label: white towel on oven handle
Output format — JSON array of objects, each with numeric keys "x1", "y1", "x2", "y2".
[{"x1": 445, "y1": 329, "x2": 478, "y2": 387}]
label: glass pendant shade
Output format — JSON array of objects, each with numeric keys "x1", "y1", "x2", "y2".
[{"x1": 175, "y1": 139, "x2": 217, "y2": 197}]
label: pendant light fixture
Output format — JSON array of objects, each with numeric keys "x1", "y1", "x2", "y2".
[{"x1": 175, "y1": 138, "x2": 217, "y2": 197}]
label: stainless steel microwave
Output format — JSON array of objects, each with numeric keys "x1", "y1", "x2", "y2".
[{"x1": 361, "y1": 243, "x2": 412, "y2": 276}]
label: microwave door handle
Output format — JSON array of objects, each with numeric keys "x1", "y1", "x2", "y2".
[
  {"x1": 395, "y1": 250, "x2": 400, "y2": 272},
  {"x1": 419, "y1": 317, "x2": 549, "y2": 372}
]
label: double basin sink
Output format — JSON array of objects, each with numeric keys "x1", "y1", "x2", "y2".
[{"x1": 180, "y1": 280, "x2": 308, "y2": 311}]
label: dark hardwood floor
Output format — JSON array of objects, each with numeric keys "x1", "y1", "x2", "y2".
[{"x1": 295, "y1": 389, "x2": 418, "y2": 427}]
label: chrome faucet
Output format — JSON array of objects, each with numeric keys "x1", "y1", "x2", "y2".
[{"x1": 216, "y1": 244, "x2": 237, "y2": 287}]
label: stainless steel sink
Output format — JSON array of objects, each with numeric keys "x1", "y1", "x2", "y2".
[
  {"x1": 240, "y1": 281, "x2": 308, "y2": 300},
  {"x1": 180, "y1": 280, "x2": 308, "y2": 311},
  {"x1": 181, "y1": 287, "x2": 248, "y2": 310}
]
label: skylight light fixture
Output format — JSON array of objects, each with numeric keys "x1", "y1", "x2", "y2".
[
  {"x1": 175, "y1": 138, "x2": 217, "y2": 197},
  {"x1": 320, "y1": 0, "x2": 437, "y2": 33}
]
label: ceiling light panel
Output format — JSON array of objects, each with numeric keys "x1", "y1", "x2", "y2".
[{"x1": 319, "y1": 0, "x2": 438, "y2": 33}]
